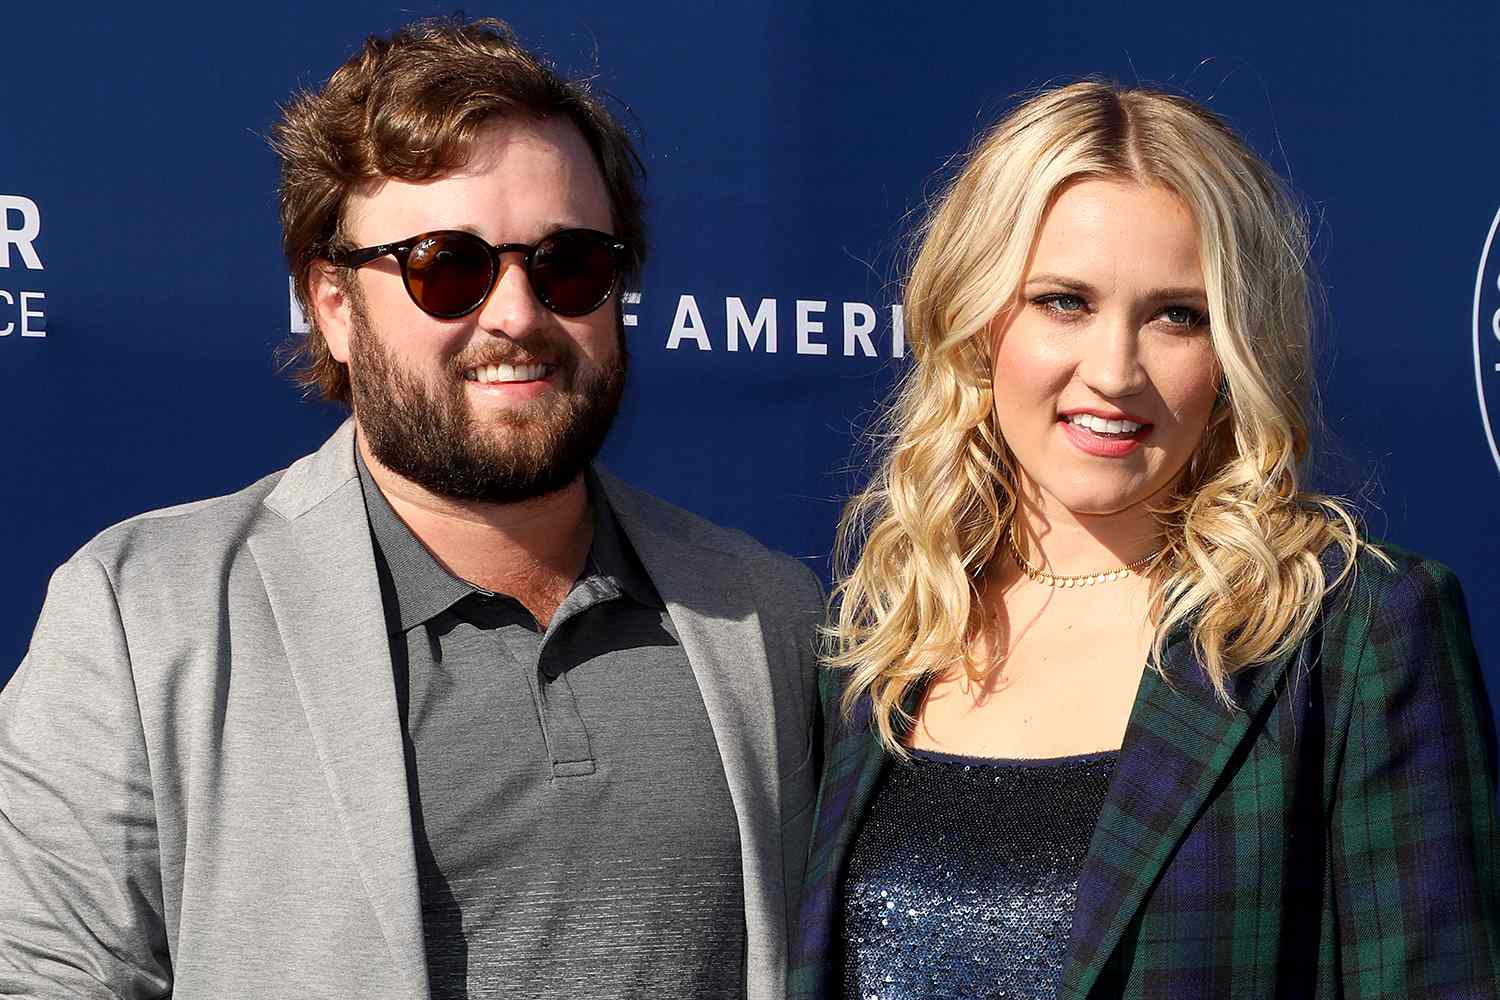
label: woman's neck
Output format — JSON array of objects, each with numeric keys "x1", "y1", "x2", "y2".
[{"x1": 1007, "y1": 492, "x2": 1165, "y2": 577}]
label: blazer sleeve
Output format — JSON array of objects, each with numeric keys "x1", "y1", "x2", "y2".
[
  {"x1": 0, "y1": 554, "x2": 172, "y2": 998},
  {"x1": 1330, "y1": 557, "x2": 1500, "y2": 997}
]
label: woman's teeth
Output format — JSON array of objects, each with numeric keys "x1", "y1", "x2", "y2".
[
  {"x1": 464, "y1": 363, "x2": 550, "y2": 383},
  {"x1": 1066, "y1": 413, "x2": 1145, "y2": 436}
]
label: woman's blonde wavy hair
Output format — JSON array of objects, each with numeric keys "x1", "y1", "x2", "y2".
[{"x1": 832, "y1": 80, "x2": 1374, "y2": 750}]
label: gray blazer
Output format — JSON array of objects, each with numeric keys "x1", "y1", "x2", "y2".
[{"x1": 0, "y1": 421, "x2": 824, "y2": 999}]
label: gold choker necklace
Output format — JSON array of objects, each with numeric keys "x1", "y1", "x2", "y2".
[{"x1": 1008, "y1": 534, "x2": 1160, "y2": 588}]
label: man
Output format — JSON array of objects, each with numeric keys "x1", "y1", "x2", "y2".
[{"x1": 0, "y1": 18, "x2": 821, "y2": 999}]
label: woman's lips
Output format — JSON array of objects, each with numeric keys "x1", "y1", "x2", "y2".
[{"x1": 1059, "y1": 416, "x2": 1149, "y2": 457}]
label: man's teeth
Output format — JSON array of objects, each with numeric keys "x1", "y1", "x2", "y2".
[
  {"x1": 465, "y1": 363, "x2": 550, "y2": 383},
  {"x1": 1067, "y1": 413, "x2": 1144, "y2": 435}
]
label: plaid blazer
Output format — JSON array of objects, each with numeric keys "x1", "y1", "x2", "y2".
[{"x1": 789, "y1": 546, "x2": 1499, "y2": 999}]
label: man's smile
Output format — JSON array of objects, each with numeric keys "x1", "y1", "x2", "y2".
[{"x1": 463, "y1": 362, "x2": 557, "y2": 383}]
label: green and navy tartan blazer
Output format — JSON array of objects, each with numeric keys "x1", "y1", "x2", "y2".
[{"x1": 789, "y1": 546, "x2": 1499, "y2": 998}]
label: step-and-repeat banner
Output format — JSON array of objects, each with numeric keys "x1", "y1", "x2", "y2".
[{"x1": 3, "y1": 3, "x2": 1498, "y2": 734}]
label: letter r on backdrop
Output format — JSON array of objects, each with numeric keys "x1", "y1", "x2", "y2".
[{"x1": 0, "y1": 196, "x2": 43, "y2": 270}]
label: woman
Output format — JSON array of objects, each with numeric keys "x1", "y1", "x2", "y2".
[{"x1": 789, "y1": 82, "x2": 1498, "y2": 999}]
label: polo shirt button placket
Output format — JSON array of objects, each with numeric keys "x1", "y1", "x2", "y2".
[{"x1": 535, "y1": 645, "x2": 596, "y2": 779}]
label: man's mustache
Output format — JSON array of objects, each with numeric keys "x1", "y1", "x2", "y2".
[{"x1": 450, "y1": 342, "x2": 573, "y2": 374}]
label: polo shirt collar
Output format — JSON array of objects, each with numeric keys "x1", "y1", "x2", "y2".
[
  {"x1": 356, "y1": 451, "x2": 661, "y2": 634},
  {"x1": 581, "y1": 466, "x2": 663, "y2": 611}
]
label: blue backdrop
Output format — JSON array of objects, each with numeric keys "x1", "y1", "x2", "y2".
[{"x1": 3, "y1": 2, "x2": 1497, "y2": 737}]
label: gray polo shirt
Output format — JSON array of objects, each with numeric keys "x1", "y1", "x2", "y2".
[{"x1": 356, "y1": 455, "x2": 745, "y2": 999}]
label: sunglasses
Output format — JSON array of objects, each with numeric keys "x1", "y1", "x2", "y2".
[{"x1": 330, "y1": 227, "x2": 630, "y2": 319}]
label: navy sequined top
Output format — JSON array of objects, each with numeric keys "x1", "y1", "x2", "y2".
[{"x1": 838, "y1": 746, "x2": 1119, "y2": 1000}]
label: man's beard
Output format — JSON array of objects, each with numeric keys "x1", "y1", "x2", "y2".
[{"x1": 346, "y1": 300, "x2": 626, "y2": 505}]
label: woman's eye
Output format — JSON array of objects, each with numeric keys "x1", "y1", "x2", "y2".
[
  {"x1": 1036, "y1": 294, "x2": 1086, "y2": 316},
  {"x1": 1160, "y1": 305, "x2": 1207, "y2": 329}
]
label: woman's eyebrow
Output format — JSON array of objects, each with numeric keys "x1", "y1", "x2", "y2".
[
  {"x1": 1023, "y1": 274, "x2": 1207, "y2": 302},
  {"x1": 1023, "y1": 273, "x2": 1097, "y2": 294},
  {"x1": 1140, "y1": 286, "x2": 1208, "y2": 302}
]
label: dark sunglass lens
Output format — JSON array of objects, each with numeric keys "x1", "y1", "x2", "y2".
[
  {"x1": 530, "y1": 231, "x2": 619, "y2": 316},
  {"x1": 405, "y1": 234, "x2": 494, "y2": 317}
]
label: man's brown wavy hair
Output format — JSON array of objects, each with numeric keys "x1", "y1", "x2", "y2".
[{"x1": 272, "y1": 16, "x2": 647, "y2": 404}]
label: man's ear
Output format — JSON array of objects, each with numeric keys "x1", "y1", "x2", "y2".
[{"x1": 309, "y1": 261, "x2": 354, "y2": 364}]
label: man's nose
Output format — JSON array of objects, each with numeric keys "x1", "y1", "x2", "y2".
[{"x1": 475, "y1": 254, "x2": 547, "y2": 337}]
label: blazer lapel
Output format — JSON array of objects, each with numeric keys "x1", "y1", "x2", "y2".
[
  {"x1": 249, "y1": 422, "x2": 428, "y2": 1000},
  {"x1": 1059, "y1": 631, "x2": 1303, "y2": 1000},
  {"x1": 788, "y1": 675, "x2": 892, "y2": 989},
  {"x1": 598, "y1": 474, "x2": 785, "y2": 1000}
]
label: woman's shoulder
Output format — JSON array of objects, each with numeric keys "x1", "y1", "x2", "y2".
[
  {"x1": 1316, "y1": 538, "x2": 1478, "y2": 688},
  {"x1": 1313, "y1": 542, "x2": 1496, "y2": 863},
  {"x1": 1324, "y1": 539, "x2": 1467, "y2": 620}
]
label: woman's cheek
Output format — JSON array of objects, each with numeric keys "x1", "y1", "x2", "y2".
[
  {"x1": 1155, "y1": 341, "x2": 1220, "y2": 429},
  {"x1": 994, "y1": 325, "x2": 1075, "y2": 406}
]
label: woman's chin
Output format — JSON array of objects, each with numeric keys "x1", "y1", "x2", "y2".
[
  {"x1": 1035, "y1": 488, "x2": 1157, "y2": 520},
  {"x1": 1067, "y1": 502, "x2": 1140, "y2": 519},
  {"x1": 1019, "y1": 468, "x2": 1181, "y2": 522}
]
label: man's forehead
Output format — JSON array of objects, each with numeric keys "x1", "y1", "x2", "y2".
[
  {"x1": 462, "y1": 115, "x2": 595, "y2": 168},
  {"x1": 341, "y1": 115, "x2": 609, "y2": 241}
]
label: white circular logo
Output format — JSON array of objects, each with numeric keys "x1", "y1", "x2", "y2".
[{"x1": 1474, "y1": 206, "x2": 1500, "y2": 478}]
